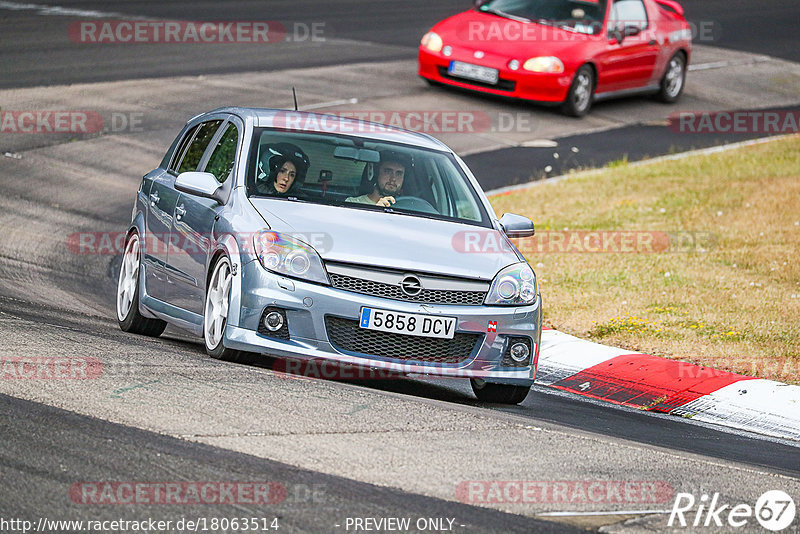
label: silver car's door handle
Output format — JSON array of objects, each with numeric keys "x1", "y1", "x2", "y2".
[
  {"x1": 175, "y1": 204, "x2": 186, "y2": 220},
  {"x1": 150, "y1": 191, "x2": 160, "y2": 205}
]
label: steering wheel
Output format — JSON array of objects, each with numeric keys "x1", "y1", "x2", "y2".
[{"x1": 391, "y1": 196, "x2": 439, "y2": 214}]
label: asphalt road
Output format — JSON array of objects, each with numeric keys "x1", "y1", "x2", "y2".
[
  {"x1": 0, "y1": 392, "x2": 576, "y2": 534},
  {"x1": 1, "y1": 0, "x2": 798, "y2": 89},
  {"x1": 1, "y1": 1, "x2": 799, "y2": 532}
]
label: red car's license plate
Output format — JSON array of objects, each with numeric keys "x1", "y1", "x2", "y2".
[{"x1": 448, "y1": 61, "x2": 499, "y2": 85}]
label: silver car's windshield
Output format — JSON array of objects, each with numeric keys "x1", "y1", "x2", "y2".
[
  {"x1": 479, "y1": 0, "x2": 607, "y2": 34},
  {"x1": 246, "y1": 129, "x2": 491, "y2": 227}
]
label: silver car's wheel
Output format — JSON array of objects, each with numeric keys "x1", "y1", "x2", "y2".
[
  {"x1": 471, "y1": 378, "x2": 531, "y2": 404},
  {"x1": 117, "y1": 235, "x2": 140, "y2": 322},
  {"x1": 203, "y1": 256, "x2": 243, "y2": 361},
  {"x1": 657, "y1": 53, "x2": 686, "y2": 103},
  {"x1": 204, "y1": 257, "x2": 231, "y2": 350},
  {"x1": 116, "y1": 232, "x2": 167, "y2": 337}
]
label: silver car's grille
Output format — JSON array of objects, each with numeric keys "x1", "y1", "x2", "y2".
[
  {"x1": 325, "y1": 316, "x2": 483, "y2": 364},
  {"x1": 328, "y1": 272, "x2": 487, "y2": 306}
]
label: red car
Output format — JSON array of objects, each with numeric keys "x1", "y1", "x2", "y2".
[{"x1": 418, "y1": 0, "x2": 691, "y2": 116}]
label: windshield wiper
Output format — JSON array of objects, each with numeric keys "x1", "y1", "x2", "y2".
[{"x1": 479, "y1": 7, "x2": 531, "y2": 23}]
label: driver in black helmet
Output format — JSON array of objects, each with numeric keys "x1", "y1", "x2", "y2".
[
  {"x1": 346, "y1": 150, "x2": 409, "y2": 207},
  {"x1": 256, "y1": 142, "x2": 310, "y2": 197}
]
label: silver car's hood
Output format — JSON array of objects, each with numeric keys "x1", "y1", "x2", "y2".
[{"x1": 249, "y1": 198, "x2": 521, "y2": 280}]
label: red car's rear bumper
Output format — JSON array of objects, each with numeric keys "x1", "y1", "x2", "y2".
[{"x1": 418, "y1": 48, "x2": 572, "y2": 104}]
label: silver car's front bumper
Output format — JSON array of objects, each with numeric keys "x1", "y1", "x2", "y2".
[{"x1": 224, "y1": 260, "x2": 542, "y2": 384}]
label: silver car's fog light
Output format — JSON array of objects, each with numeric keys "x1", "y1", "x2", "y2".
[
  {"x1": 253, "y1": 230, "x2": 329, "y2": 285},
  {"x1": 509, "y1": 342, "x2": 530, "y2": 362},
  {"x1": 258, "y1": 306, "x2": 289, "y2": 340},
  {"x1": 502, "y1": 336, "x2": 532, "y2": 367},
  {"x1": 264, "y1": 311, "x2": 285, "y2": 331}
]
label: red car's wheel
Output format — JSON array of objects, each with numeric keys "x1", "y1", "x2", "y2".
[
  {"x1": 657, "y1": 52, "x2": 687, "y2": 103},
  {"x1": 561, "y1": 65, "x2": 594, "y2": 117}
]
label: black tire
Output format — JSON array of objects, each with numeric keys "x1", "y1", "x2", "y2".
[
  {"x1": 203, "y1": 256, "x2": 243, "y2": 362},
  {"x1": 471, "y1": 379, "x2": 531, "y2": 404},
  {"x1": 656, "y1": 52, "x2": 686, "y2": 103},
  {"x1": 116, "y1": 233, "x2": 167, "y2": 337},
  {"x1": 561, "y1": 65, "x2": 594, "y2": 117}
]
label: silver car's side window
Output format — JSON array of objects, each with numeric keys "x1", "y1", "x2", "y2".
[
  {"x1": 203, "y1": 123, "x2": 239, "y2": 184},
  {"x1": 168, "y1": 124, "x2": 200, "y2": 173},
  {"x1": 177, "y1": 119, "x2": 224, "y2": 174}
]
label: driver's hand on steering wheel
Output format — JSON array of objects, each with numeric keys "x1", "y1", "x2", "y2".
[{"x1": 376, "y1": 196, "x2": 396, "y2": 207}]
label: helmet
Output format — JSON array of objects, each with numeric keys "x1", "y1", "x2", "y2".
[{"x1": 258, "y1": 143, "x2": 310, "y2": 192}]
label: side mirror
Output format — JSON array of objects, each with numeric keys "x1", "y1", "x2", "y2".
[
  {"x1": 624, "y1": 24, "x2": 641, "y2": 37},
  {"x1": 609, "y1": 22, "x2": 625, "y2": 43},
  {"x1": 499, "y1": 213, "x2": 535, "y2": 238},
  {"x1": 474, "y1": 0, "x2": 490, "y2": 8},
  {"x1": 175, "y1": 171, "x2": 222, "y2": 202}
]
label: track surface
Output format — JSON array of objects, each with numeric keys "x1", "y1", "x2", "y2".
[
  {"x1": 1, "y1": 0, "x2": 798, "y2": 89},
  {"x1": 1, "y1": 1, "x2": 799, "y2": 532},
  {"x1": 1, "y1": 392, "x2": 575, "y2": 533}
]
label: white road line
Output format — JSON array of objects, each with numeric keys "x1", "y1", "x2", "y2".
[
  {"x1": 689, "y1": 60, "x2": 732, "y2": 71},
  {"x1": 689, "y1": 56, "x2": 772, "y2": 71},
  {"x1": 0, "y1": 1, "x2": 145, "y2": 18},
  {"x1": 538, "y1": 510, "x2": 672, "y2": 516}
]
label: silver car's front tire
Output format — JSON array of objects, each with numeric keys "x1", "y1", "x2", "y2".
[
  {"x1": 471, "y1": 378, "x2": 531, "y2": 405},
  {"x1": 116, "y1": 232, "x2": 166, "y2": 337},
  {"x1": 203, "y1": 256, "x2": 241, "y2": 361}
]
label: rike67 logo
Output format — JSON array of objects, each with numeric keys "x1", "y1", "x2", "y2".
[{"x1": 669, "y1": 490, "x2": 796, "y2": 531}]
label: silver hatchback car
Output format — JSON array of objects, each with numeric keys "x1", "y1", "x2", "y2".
[{"x1": 117, "y1": 107, "x2": 542, "y2": 404}]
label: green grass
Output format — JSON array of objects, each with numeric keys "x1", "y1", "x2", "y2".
[{"x1": 490, "y1": 135, "x2": 800, "y2": 383}]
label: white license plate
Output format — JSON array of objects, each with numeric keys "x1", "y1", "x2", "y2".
[
  {"x1": 448, "y1": 61, "x2": 499, "y2": 85},
  {"x1": 359, "y1": 307, "x2": 457, "y2": 339}
]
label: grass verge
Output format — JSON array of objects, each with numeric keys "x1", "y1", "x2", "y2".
[{"x1": 490, "y1": 136, "x2": 800, "y2": 384}]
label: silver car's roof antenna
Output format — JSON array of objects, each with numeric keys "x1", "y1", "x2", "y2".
[{"x1": 292, "y1": 87, "x2": 298, "y2": 111}]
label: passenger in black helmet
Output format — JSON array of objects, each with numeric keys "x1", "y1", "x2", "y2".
[{"x1": 256, "y1": 142, "x2": 310, "y2": 196}]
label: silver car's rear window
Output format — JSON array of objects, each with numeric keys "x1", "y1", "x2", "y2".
[{"x1": 246, "y1": 129, "x2": 491, "y2": 227}]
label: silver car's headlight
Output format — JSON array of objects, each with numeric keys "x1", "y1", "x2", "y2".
[
  {"x1": 485, "y1": 262, "x2": 538, "y2": 306},
  {"x1": 253, "y1": 230, "x2": 329, "y2": 285}
]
